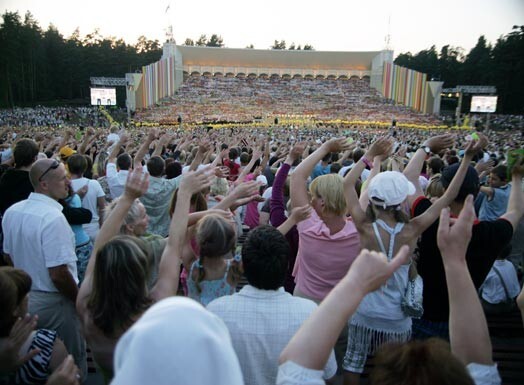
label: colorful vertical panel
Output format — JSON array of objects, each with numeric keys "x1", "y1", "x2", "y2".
[
  {"x1": 381, "y1": 62, "x2": 431, "y2": 113},
  {"x1": 140, "y1": 56, "x2": 176, "y2": 109}
]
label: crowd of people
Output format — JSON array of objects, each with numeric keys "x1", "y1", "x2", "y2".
[
  {"x1": 134, "y1": 75, "x2": 442, "y2": 126},
  {"x1": 0, "y1": 113, "x2": 523, "y2": 385}
]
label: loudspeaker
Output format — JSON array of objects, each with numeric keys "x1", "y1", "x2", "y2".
[{"x1": 274, "y1": 117, "x2": 279, "y2": 125}]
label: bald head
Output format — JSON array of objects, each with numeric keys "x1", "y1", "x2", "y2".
[{"x1": 29, "y1": 159, "x2": 60, "y2": 189}]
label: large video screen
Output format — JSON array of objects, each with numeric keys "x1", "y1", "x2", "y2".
[
  {"x1": 90, "y1": 88, "x2": 116, "y2": 106},
  {"x1": 470, "y1": 95, "x2": 497, "y2": 113}
]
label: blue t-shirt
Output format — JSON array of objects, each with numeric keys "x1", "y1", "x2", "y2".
[{"x1": 479, "y1": 184, "x2": 511, "y2": 221}]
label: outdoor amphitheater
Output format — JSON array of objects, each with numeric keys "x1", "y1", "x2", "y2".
[{"x1": 126, "y1": 43, "x2": 444, "y2": 128}]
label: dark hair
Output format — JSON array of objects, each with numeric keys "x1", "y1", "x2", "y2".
[
  {"x1": 67, "y1": 154, "x2": 88, "y2": 175},
  {"x1": 427, "y1": 156, "x2": 444, "y2": 175},
  {"x1": 14, "y1": 139, "x2": 39, "y2": 168},
  {"x1": 165, "y1": 161, "x2": 182, "y2": 179},
  {"x1": 116, "y1": 153, "x2": 132, "y2": 170},
  {"x1": 366, "y1": 203, "x2": 410, "y2": 223},
  {"x1": 87, "y1": 236, "x2": 152, "y2": 337},
  {"x1": 229, "y1": 148, "x2": 238, "y2": 160},
  {"x1": 440, "y1": 163, "x2": 480, "y2": 202},
  {"x1": 490, "y1": 164, "x2": 507, "y2": 182},
  {"x1": 0, "y1": 267, "x2": 32, "y2": 337},
  {"x1": 353, "y1": 148, "x2": 365, "y2": 163},
  {"x1": 239, "y1": 152, "x2": 250, "y2": 165},
  {"x1": 321, "y1": 152, "x2": 332, "y2": 163},
  {"x1": 146, "y1": 156, "x2": 165, "y2": 177},
  {"x1": 242, "y1": 225, "x2": 289, "y2": 290},
  {"x1": 330, "y1": 163, "x2": 342, "y2": 174},
  {"x1": 370, "y1": 339, "x2": 474, "y2": 385}
]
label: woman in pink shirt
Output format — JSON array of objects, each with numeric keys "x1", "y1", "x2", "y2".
[{"x1": 290, "y1": 138, "x2": 360, "y2": 302}]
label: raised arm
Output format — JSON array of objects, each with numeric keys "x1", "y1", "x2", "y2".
[
  {"x1": 438, "y1": 195, "x2": 493, "y2": 366},
  {"x1": 279, "y1": 245, "x2": 409, "y2": 371},
  {"x1": 344, "y1": 137, "x2": 393, "y2": 226},
  {"x1": 277, "y1": 204, "x2": 312, "y2": 236},
  {"x1": 500, "y1": 157, "x2": 524, "y2": 231},
  {"x1": 150, "y1": 167, "x2": 215, "y2": 301},
  {"x1": 189, "y1": 140, "x2": 211, "y2": 172},
  {"x1": 270, "y1": 144, "x2": 303, "y2": 227},
  {"x1": 404, "y1": 134, "x2": 455, "y2": 202},
  {"x1": 77, "y1": 166, "x2": 149, "y2": 304},
  {"x1": 411, "y1": 140, "x2": 482, "y2": 233},
  {"x1": 214, "y1": 180, "x2": 262, "y2": 212},
  {"x1": 107, "y1": 133, "x2": 128, "y2": 164},
  {"x1": 358, "y1": 156, "x2": 382, "y2": 210},
  {"x1": 134, "y1": 129, "x2": 157, "y2": 168},
  {"x1": 291, "y1": 138, "x2": 352, "y2": 209},
  {"x1": 152, "y1": 133, "x2": 170, "y2": 159},
  {"x1": 235, "y1": 150, "x2": 262, "y2": 185}
]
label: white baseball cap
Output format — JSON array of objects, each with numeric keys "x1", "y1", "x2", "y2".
[{"x1": 368, "y1": 171, "x2": 415, "y2": 208}]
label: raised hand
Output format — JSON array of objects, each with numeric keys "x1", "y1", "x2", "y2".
[
  {"x1": 147, "y1": 128, "x2": 158, "y2": 142},
  {"x1": 366, "y1": 136, "x2": 394, "y2": 159},
  {"x1": 179, "y1": 166, "x2": 215, "y2": 195},
  {"x1": 423, "y1": 134, "x2": 455, "y2": 154},
  {"x1": 437, "y1": 194, "x2": 475, "y2": 265},
  {"x1": 510, "y1": 155, "x2": 524, "y2": 177},
  {"x1": 289, "y1": 142, "x2": 306, "y2": 161},
  {"x1": 322, "y1": 137, "x2": 354, "y2": 153},
  {"x1": 289, "y1": 204, "x2": 312, "y2": 224},
  {"x1": 346, "y1": 245, "x2": 410, "y2": 295},
  {"x1": 123, "y1": 165, "x2": 149, "y2": 200}
]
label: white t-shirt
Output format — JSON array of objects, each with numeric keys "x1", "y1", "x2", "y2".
[
  {"x1": 2, "y1": 193, "x2": 78, "y2": 291},
  {"x1": 71, "y1": 177, "x2": 106, "y2": 240}
]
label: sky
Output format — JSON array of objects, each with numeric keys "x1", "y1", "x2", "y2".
[{"x1": 1, "y1": 0, "x2": 523, "y2": 57}]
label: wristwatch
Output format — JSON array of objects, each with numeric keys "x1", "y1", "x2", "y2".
[{"x1": 420, "y1": 146, "x2": 431, "y2": 155}]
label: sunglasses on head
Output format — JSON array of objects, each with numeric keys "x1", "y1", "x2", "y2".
[{"x1": 38, "y1": 160, "x2": 60, "y2": 181}]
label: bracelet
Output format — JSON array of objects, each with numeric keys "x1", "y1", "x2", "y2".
[{"x1": 362, "y1": 157, "x2": 373, "y2": 169}]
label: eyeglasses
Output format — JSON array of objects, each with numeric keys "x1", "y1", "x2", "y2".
[{"x1": 38, "y1": 160, "x2": 60, "y2": 181}]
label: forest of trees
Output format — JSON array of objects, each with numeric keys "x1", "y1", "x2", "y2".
[{"x1": 0, "y1": 11, "x2": 522, "y2": 114}]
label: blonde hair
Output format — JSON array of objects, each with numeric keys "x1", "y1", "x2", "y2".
[
  {"x1": 309, "y1": 174, "x2": 347, "y2": 216},
  {"x1": 426, "y1": 174, "x2": 445, "y2": 199}
]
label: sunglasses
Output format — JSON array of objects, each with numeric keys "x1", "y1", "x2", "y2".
[{"x1": 38, "y1": 160, "x2": 60, "y2": 181}]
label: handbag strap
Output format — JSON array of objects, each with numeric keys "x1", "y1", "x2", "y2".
[{"x1": 492, "y1": 265, "x2": 512, "y2": 302}]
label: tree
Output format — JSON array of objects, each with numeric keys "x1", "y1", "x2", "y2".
[
  {"x1": 184, "y1": 38, "x2": 194, "y2": 46},
  {"x1": 207, "y1": 34, "x2": 224, "y2": 47},
  {"x1": 288, "y1": 43, "x2": 296, "y2": 50},
  {"x1": 303, "y1": 44, "x2": 314, "y2": 50},
  {"x1": 196, "y1": 34, "x2": 207, "y2": 46},
  {"x1": 246, "y1": 44, "x2": 254, "y2": 49},
  {"x1": 271, "y1": 40, "x2": 286, "y2": 49},
  {"x1": 461, "y1": 36, "x2": 492, "y2": 85}
]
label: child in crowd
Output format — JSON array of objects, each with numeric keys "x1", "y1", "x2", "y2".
[{"x1": 342, "y1": 137, "x2": 480, "y2": 385}]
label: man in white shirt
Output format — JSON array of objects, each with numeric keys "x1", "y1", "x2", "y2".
[
  {"x1": 2, "y1": 158, "x2": 87, "y2": 380},
  {"x1": 207, "y1": 225, "x2": 336, "y2": 385},
  {"x1": 106, "y1": 134, "x2": 132, "y2": 200}
]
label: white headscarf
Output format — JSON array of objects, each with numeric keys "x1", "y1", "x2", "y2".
[{"x1": 111, "y1": 297, "x2": 244, "y2": 385}]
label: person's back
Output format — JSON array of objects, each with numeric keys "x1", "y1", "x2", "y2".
[
  {"x1": 207, "y1": 225, "x2": 336, "y2": 385},
  {"x1": 139, "y1": 156, "x2": 182, "y2": 237}
]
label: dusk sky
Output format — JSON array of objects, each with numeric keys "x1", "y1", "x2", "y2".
[{"x1": 1, "y1": 0, "x2": 523, "y2": 56}]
